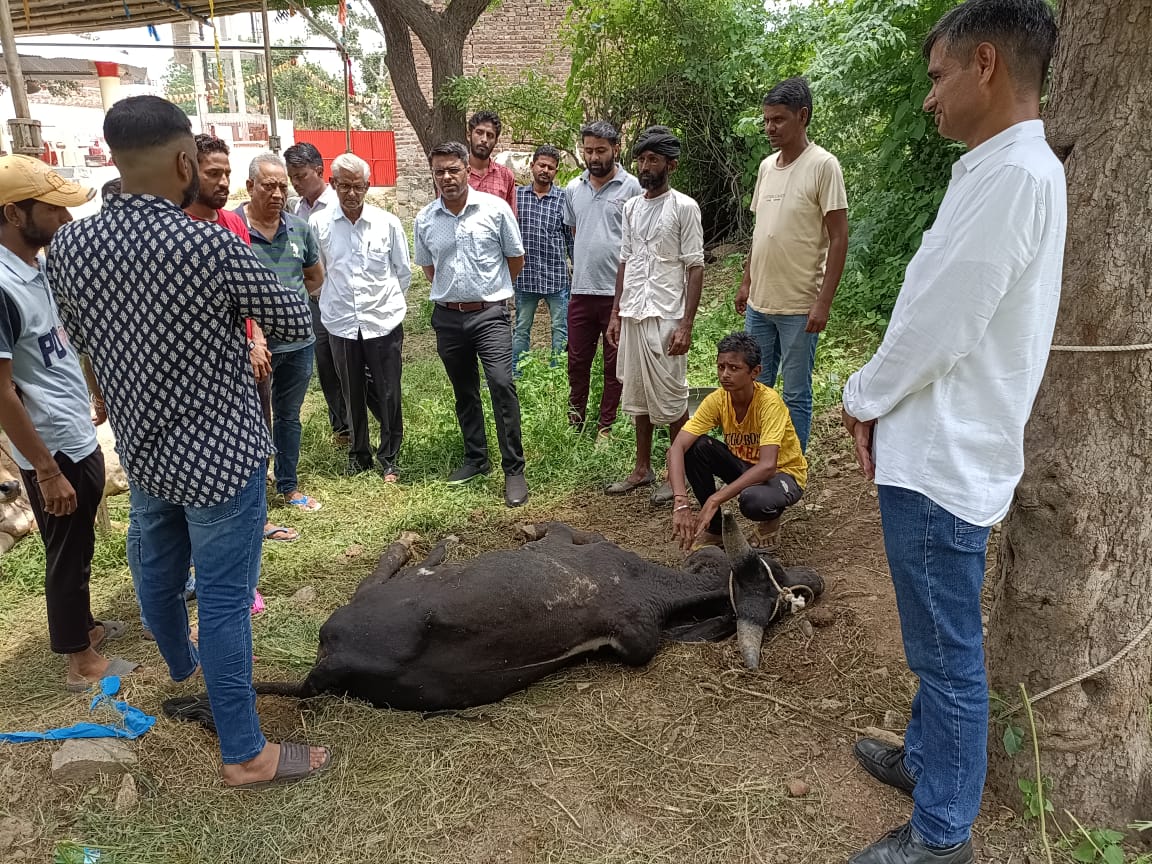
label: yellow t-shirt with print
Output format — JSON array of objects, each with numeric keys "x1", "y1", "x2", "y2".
[{"x1": 683, "y1": 382, "x2": 808, "y2": 487}]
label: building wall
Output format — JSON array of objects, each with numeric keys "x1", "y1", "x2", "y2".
[{"x1": 389, "y1": 0, "x2": 571, "y2": 218}]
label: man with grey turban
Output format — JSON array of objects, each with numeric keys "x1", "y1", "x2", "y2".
[{"x1": 605, "y1": 126, "x2": 705, "y2": 504}]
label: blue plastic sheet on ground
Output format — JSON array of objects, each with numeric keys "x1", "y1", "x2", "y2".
[{"x1": 0, "y1": 676, "x2": 155, "y2": 744}]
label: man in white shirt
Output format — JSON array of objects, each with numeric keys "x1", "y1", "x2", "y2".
[
  {"x1": 605, "y1": 127, "x2": 704, "y2": 503},
  {"x1": 840, "y1": 2, "x2": 1064, "y2": 862},
  {"x1": 285, "y1": 141, "x2": 375, "y2": 444},
  {"x1": 413, "y1": 141, "x2": 529, "y2": 508},
  {"x1": 311, "y1": 153, "x2": 411, "y2": 480}
]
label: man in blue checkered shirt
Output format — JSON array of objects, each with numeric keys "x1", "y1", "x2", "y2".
[{"x1": 513, "y1": 145, "x2": 572, "y2": 375}]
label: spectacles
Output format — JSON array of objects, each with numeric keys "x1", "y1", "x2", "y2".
[
  {"x1": 334, "y1": 182, "x2": 370, "y2": 194},
  {"x1": 432, "y1": 167, "x2": 464, "y2": 178},
  {"x1": 258, "y1": 181, "x2": 289, "y2": 194}
]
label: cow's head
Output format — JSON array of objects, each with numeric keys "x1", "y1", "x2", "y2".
[
  {"x1": 0, "y1": 458, "x2": 20, "y2": 504},
  {"x1": 722, "y1": 511, "x2": 823, "y2": 669}
]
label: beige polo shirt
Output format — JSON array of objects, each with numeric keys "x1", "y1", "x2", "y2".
[{"x1": 747, "y1": 143, "x2": 847, "y2": 315}]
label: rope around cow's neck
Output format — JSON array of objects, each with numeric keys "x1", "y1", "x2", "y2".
[{"x1": 727, "y1": 560, "x2": 814, "y2": 620}]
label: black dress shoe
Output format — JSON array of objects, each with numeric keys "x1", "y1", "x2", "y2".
[
  {"x1": 447, "y1": 462, "x2": 490, "y2": 484},
  {"x1": 504, "y1": 473, "x2": 529, "y2": 508},
  {"x1": 849, "y1": 823, "x2": 973, "y2": 864},
  {"x1": 854, "y1": 738, "x2": 917, "y2": 795}
]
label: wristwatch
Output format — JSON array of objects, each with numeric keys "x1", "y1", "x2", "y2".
[{"x1": 247, "y1": 338, "x2": 257, "y2": 352}]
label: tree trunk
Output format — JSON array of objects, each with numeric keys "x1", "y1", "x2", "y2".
[
  {"x1": 367, "y1": 0, "x2": 490, "y2": 156},
  {"x1": 986, "y1": 0, "x2": 1152, "y2": 828}
]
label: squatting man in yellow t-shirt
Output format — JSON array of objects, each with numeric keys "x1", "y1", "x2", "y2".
[
  {"x1": 735, "y1": 77, "x2": 848, "y2": 454},
  {"x1": 667, "y1": 332, "x2": 808, "y2": 552}
]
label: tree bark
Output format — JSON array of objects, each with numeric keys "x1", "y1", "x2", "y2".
[
  {"x1": 367, "y1": 0, "x2": 491, "y2": 156},
  {"x1": 986, "y1": 0, "x2": 1152, "y2": 828}
]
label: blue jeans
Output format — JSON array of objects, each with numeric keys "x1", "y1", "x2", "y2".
[
  {"x1": 127, "y1": 466, "x2": 267, "y2": 764},
  {"x1": 270, "y1": 347, "x2": 314, "y2": 495},
  {"x1": 513, "y1": 291, "x2": 568, "y2": 375},
  {"x1": 878, "y1": 485, "x2": 991, "y2": 848},
  {"x1": 743, "y1": 309, "x2": 818, "y2": 451}
]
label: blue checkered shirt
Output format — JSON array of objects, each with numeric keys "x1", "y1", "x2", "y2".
[{"x1": 514, "y1": 185, "x2": 572, "y2": 295}]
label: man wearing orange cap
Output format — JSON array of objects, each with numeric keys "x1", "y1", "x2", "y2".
[{"x1": 0, "y1": 155, "x2": 138, "y2": 690}]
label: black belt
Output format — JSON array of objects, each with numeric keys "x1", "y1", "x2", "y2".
[{"x1": 436, "y1": 300, "x2": 501, "y2": 313}]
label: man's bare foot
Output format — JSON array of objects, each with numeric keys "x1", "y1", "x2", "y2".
[
  {"x1": 68, "y1": 648, "x2": 111, "y2": 681},
  {"x1": 220, "y1": 741, "x2": 330, "y2": 787},
  {"x1": 604, "y1": 469, "x2": 656, "y2": 495}
]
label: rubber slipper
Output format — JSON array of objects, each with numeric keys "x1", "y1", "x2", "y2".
[
  {"x1": 66, "y1": 657, "x2": 140, "y2": 693},
  {"x1": 263, "y1": 524, "x2": 299, "y2": 542},
  {"x1": 89, "y1": 619, "x2": 127, "y2": 651},
  {"x1": 284, "y1": 495, "x2": 322, "y2": 513},
  {"x1": 162, "y1": 694, "x2": 217, "y2": 734},
  {"x1": 650, "y1": 481, "x2": 675, "y2": 506},
  {"x1": 227, "y1": 741, "x2": 332, "y2": 791},
  {"x1": 604, "y1": 473, "x2": 656, "y2": 495}
]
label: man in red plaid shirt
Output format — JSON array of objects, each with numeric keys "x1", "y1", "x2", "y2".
[{"x1": 467, "y1": 110, "x2": 517, "y2": 217}]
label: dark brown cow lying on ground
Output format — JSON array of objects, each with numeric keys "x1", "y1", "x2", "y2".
[{"x1": 248, "y1": 514, "x2": 823, "y2": 712}]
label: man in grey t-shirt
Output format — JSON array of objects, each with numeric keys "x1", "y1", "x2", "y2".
[
  {"x1": 564, "y1": 121, "x2": 641, "y2": 440},
  {"x1": 0, "y1": 155, "x2": 137, "y2": 691}
]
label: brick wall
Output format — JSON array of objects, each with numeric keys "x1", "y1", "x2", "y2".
[{"x1": 389, "y1": 0, "x2": 571, "y2": 218}]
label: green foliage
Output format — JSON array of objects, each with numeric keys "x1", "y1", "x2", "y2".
[
  {"x1": 1018, "y1": 776, "x2": 1055, "y2": 821},
  {"x1": 445, "y1": 70, "x2": 581, "y2": 162},
  {"x1": 563, "y1": 0, "x2": 778, "y2": 241},
  {"x1": 161, "y1": 40, "x2": 387, "y2": 131},
  {"x1": 1069, "y1": 828, "x2": 1126, "y2": 864},
  {"x1": 1003, "y1": 722, "x2": 1025, "y2": 756},
  {"x1": 446, "y1": 0, "x2": 963, "y2": 322}
]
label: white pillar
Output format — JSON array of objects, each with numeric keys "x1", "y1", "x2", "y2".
[{"x1": 93, "y1": 61, "x2": 121, "y2": 112}]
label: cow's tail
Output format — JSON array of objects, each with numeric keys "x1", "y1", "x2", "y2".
[{"x1": 254, "y1": 679, "x2": 317, "y2": 699}]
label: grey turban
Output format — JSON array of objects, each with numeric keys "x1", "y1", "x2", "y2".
[{"x1": 632, "y1": 126, "x2": 681, "y2": 159}]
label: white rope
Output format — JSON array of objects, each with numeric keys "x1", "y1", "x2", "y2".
[
  {"x1": 1002, "y1": 611, "x2": 1152, "y2": 716},
  {"x1": 1050, "y1": 343, "x2": 1152, "y2": 352}
]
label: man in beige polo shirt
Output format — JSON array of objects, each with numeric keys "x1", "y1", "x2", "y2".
[{"x1": 735, "y1": 77, "x2": 848, "y2": 452}]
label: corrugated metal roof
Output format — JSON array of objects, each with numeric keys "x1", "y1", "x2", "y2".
[
  {"x1": 0, "y1": 54, "x2": 148, "y2": 82},
  {"x1": 3, "y1": 0, "x2": 308, "y2": 38}
]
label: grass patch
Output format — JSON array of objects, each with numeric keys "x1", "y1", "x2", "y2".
[{"x1": 0, "y1": 259, "x2": 894, "y2": 863}]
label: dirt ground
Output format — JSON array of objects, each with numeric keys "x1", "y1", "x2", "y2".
[{"x1": 0, "y1": 415, "x2": 1042, "y2": 863}]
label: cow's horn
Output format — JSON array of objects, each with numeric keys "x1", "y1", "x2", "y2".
[
  {"x1": 722, "y1": 511, "x2": 755, "y2": 565},
  {"x1": 736, "y1": 618, "x2": 765, "y2": 669}
]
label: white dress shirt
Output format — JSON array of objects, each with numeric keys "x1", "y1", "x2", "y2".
[
  {"x1": 842, "y1": 120, "x2": 1067, "y2": 526},
  {"x1": 293, "y1": 185, "x2": 338, "y2": 220},
  {"x1": 311, "y1": 203, "x2": 412, "y2": 340},
  {"x1": 617, "y1": 189, "x2": 704, "y2": 320}
]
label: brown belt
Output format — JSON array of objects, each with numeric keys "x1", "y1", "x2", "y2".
[{"x1": 436, "y1": 300, "x2": 501, "y2": 313}]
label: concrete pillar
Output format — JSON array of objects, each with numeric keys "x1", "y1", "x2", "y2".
[
  {"x1": 0, "y1": 0, "x2": 41, "y2": 157},
  {"x1": 93, "y1": 61, "x2": 121, "y2": 112}
]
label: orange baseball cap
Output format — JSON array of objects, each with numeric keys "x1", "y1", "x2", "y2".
[{"x1": 0, "y1": 155, "x2": 95, "y2": 207}]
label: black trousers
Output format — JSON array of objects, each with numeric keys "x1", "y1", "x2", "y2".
[
  {"x1": 20, "y1": 448, "x2": 105, "y2": 654},
  {"x1": 311, "y1": 297, "x2": 380, "y2": 435},
  {"x1": 683, "y1": 435, "x2": 803, "y2": 535},
  {"x1": 432, "y1": 303, "x2": 525, "y2": 476},
  {"x1": 331, "y1": 325, "x2": 404, "y2": 474}
]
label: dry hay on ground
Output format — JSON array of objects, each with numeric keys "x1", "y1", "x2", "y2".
[{"x1": 0, "y1": 424, "x2": 1037, "y2": 863}]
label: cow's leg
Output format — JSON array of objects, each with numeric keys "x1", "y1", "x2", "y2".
[
  {"x1": 519, "y1": 522, "x2": 608, "y2": 546},
  {"x1": 353, "y1": 532, "x2": 419, "y2": 598},
  {"x1": 608, "y1": 616, "x2": 664, "y2": 666},
  {"x1": 414, "y1": 535, "x2": 457, "y2": 570}
]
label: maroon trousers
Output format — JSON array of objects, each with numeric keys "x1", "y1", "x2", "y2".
[{"x1": 566, "y1": 294, "x2": 621, "y2": 431}]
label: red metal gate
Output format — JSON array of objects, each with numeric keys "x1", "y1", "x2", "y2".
[{"x1": 293, "y1": 130, "x2": 397, "y2": 187}]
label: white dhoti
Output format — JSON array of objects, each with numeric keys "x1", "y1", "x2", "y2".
[{"x1": 617, "y1": 316, "x2": 688, "y2": 424}]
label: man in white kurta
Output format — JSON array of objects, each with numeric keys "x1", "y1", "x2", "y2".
[{"x1": 605, "y1": 127, "x2": 704, "y2": 504}]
